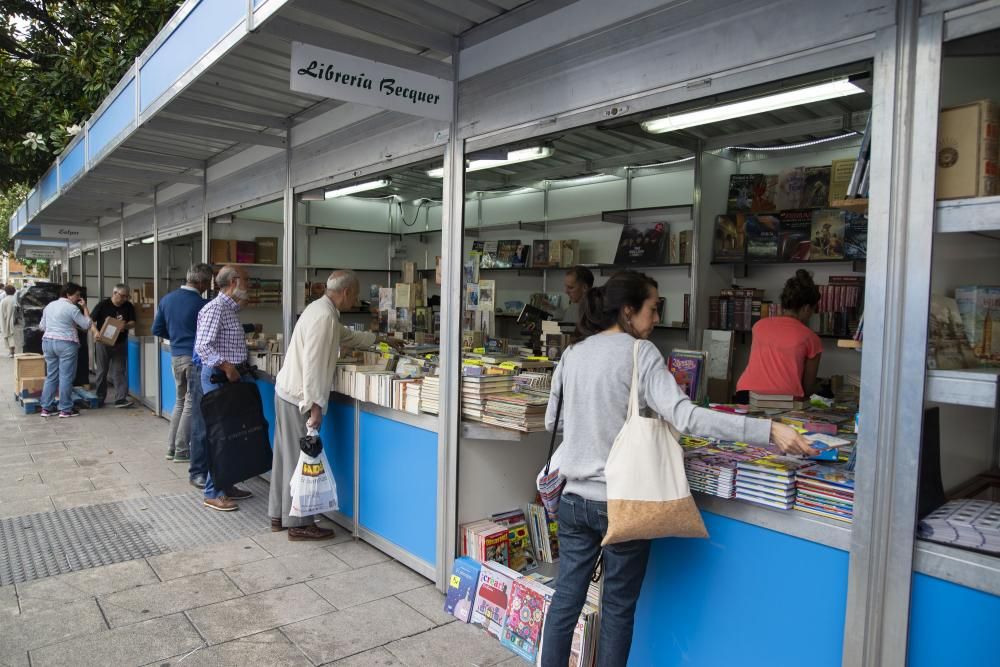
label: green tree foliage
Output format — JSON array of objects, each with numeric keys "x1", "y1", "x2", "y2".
[
  {"x1": 0, "y1": 0, "x2": 180, "y2": 191},
  {"x1": 0, "y1": 183, "x2": 29, "y2": 252}
]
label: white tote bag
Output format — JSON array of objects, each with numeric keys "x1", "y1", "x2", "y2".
[{"x1": 602, "y1": 340, "x2": 708, "y2": 545}]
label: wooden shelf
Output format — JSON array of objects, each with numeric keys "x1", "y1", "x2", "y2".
[
  {"x1": 838, "y1": 339, "x2": 863, "y2": 349},
  {"x1": 830, "y1": 198, "x2": 869, "y2": 213}
]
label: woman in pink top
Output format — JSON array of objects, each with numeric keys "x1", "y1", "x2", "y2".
[{"x1": 737, "y1": 270, "x2": 823, "y2": 401}]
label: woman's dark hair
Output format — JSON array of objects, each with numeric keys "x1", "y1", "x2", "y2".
[
  {"x1": 781, "y1": 269, "x2": 821, "y2": 311},
  {"x1": 579, "y1": 271, "x2": 658, "y2": 338},
  {"x1": 60, "y1": 282, "x2": 84, "y2": 298},
  {"x1": 566, "y1": 266, "x2": 594, "y2": 288}
]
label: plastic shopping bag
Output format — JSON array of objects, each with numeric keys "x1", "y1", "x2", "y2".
[{"x1": 290, "y1": 447, "x2": 339, "y2": 517}]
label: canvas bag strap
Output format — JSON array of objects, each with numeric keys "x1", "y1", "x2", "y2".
[{"x1": 626, "y1": 339, "x2": 641, "y2": 420}]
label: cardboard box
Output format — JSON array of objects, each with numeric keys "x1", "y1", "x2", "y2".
[
  {"x1": 142, "y1": 281, "x2": 154, "y2": 301},
  {"x1": 210, "y1": 239, "x2": 237, "y2": 264},
  {"x1": 236, "y1": 241, "x2": 256, "y2": 264},
  {"x1": 15, "y1": 353, "x2": 45, "y2": 384},
  {"x1": 133, "y1": 302, "x2": 156, "y2": 337},
  {"x1": 18, "y1": 377, "x2": 44, "y2": 395},
  {"x1": 96, "y1": 317, "x2": 124, "y2": 346},
  {"x1": 402, "y1": 261, "x2": 418, "y2": 284},
  {"x1": 936, "y1": 100, "x2": 999, "y2": 200},
  {"x1": 255, "y1": 237, "x2": 278, "y2": 264}
]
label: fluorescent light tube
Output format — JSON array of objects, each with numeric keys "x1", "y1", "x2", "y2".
[
  {"x1": 325, "y1": 178, "x2": 391, "y2": 198},
  {"x1": 426, "y1": 146, "x2": 554, "y2": 178},
  {"x1": 140, "y1": 236, "x2": 154, "y2": 244},
  {"x1": 641, "y1": 79, "x2": 864, "y2": 134}
]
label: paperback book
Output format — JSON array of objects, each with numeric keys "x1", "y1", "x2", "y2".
[
  {"x1": 778, "y1": 210, "x2": 813, "y2": 261},
  {"x1": 775, "y1": 167, "x2": 806, "y2": 210},
  {"x1": 469, "y1": 561, "x2": 521, "y2": 638},
  {"x1": 745, "y1": 214, "x2": 780, "y2": 260},
  {"x1": 810, "y1": 209, "x2": 846, "y2": 260},
  {"x1": 844, "y1": 213, "x2": 868, "y2": 259},
  {"x1": 802, "y1": 166, "x2": 832, "y2": 208},
  {"x1": 444, "y1": 556, "x2": 482, "y2": 622},
  {"x1": 500, "y1": 577, "x2": 555, "y2": 662},
  {"x1": 712, "y1": 214, "x2": 746, "y2": 262},
  {"x1": 613, "y1": 221, "x2": 669, "y2": 265}
]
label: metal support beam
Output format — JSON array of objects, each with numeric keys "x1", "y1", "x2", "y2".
[
  {"x1": 295, "y1": 0, "x2": 455, "y2": 53},
  {"x1": 143, "y1": 118, "x2": 287, "y2": 149},
  {"x1": 202, "y1": 170, "x2": 209, "y2": 264},
  {"x1": 120, "y1": 205, "x2": 127, "y2": 289},
  {"x1": 262, "y1": 17, "x2": 454, "y2": 81},
  {"x1": 165, "y1": 99, "x2": 288, "y2": 129},
  {"x1": 113, "y1": 148, "x2": 208, "y2": 171},
  {"x1": 281, "y1": 127, "x2": 296, "y2": 346},
  {"x1": 96, "y1": 221, "x2": 104, "y2": 300},
  {"x1": 153, "y1": 186, "x2": 162, "y2": 417},
  {"x1": 91, "y1": 165, "x2": 205, "y2": 187},
  {"x1": 436, "y1": 44, "x2": 461, "y2": 593}
]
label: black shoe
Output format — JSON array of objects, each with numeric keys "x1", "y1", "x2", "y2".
[
  {"x1": 189, "y1": 475, "x2": 207, "y2": 490},
  {"x1": 113, "y1": 399, "x2": 133, "y2": 409}
]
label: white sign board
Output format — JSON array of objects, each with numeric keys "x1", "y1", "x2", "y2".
[
  {"x1": 289, "y1": 42, "x2": 453, "y2": 121},
  {"x1": 24, "y1": 248, "x2": 62, "y2": 260},
  {"x1": 39, "y1": 224, "x2": 97, "y2": 240}
]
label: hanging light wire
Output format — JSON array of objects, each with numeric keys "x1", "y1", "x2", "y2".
[{"x1": 722, "y1": 131, "x2": 860, "y2": 153}]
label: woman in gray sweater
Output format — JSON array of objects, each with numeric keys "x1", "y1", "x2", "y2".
[{"x1": 540, "y1": 271, "x2": 815, "y2": 667}]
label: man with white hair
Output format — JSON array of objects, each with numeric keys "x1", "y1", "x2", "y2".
[
  {"x1": 270, "y1": 270, "x2": 402, "y2": 540},
  {"x1": 90, "y1": 283, "x2": 136, "y2": 408}
]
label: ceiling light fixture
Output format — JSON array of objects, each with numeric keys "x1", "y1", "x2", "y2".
[
  {"x1": 324, "y1": 178, "x2": 391, "y2": 199},
  {"x1": 641, "y1": 78, "x2": 865, "y2": 134},
  {"x1": 426, "y1": 146, "x2": 554, "y2": 178},
  {"x1": 140, "y1": 236, "x2": 155, "y2": 244}
]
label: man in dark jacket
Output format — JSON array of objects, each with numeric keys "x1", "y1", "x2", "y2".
[{"x1": 90, "y1": 284, "x2": 136, "y2": 408}]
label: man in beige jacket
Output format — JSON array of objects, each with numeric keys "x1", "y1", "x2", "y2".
[{"x1": 269, "y1": 270, "x2": 401, "y2": 540}]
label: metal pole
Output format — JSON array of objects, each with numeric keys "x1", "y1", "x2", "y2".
[
  {"x1": 153, "y1": 186, "x2": 162, "y2": 417},
  {"x1": 96, "y1": 219, "x2": 104, "y2": 300},
  {"x1": 436, "y1": 41, "x2": 462, "y2": 592},
  {"x1": 281, "y1": 126, "x2": 295, "y2": 347},
  {"x1": 120, "y1": 204, "x2": 127, "y2": 288},
  {"x1": 202, "y1": 168, "x2": 209, "y2": 264}
]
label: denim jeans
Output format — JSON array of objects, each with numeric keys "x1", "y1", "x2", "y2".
[
  {"x1": 41, "y1": 339, "x2": 79, "y2": 412},
  {"x1": 166, "y1": 355, "x2": 194, "y2": 457},
  {"x1": 540, "y1": 493, "x2": 651, "y2": 667},
  {"x1": 201, "y1": 364, "x2": 254, "y2": 500},
  {"x1": 187, "y1": 361, "x2": 207, "y2": 481}
]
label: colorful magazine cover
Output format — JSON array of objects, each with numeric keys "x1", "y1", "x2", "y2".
[
  {"x1": 444, "y1": 556, "x2": 482, "y2": 622},
  {"x1": 667, "y1": 350, "x2": 705, "y2": 401},
  {"x1": 797, "y1": 465, "x2": 856, "y2": 490},
  {"x1": 469, "y1": 562, "x2": 520, "y2": 638},
  {"x1": 500, "y1": 578, "x2": 553, "y2": 662}
]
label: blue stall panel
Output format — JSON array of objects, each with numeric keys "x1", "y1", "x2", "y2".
[
  {"x1": 358, "y1": 413, "x2": 437, "y2": 566},
  {"x1": 40, "y1": 168, "x2": 58, "y2": 203},
  {"x1": 159, "y1": 348, "x2": 176, "y2": 416},
  {"x1": 88, "y1": 80, "x2": 135, "y2": 162},
  {"x1": 629, "y1": 512, "x2": 849, "y2": 666},
  {"x1": 127, "y1": 340, "x2": 141, "y2": 397},
  {"x1": 60, "y1": 141, "x2": 85, "y2": 185},
  {"x1": 908, "y1": 572, "x2": 1000, "y2": 666},
  {"x1": 320, "y1": 400, "x2": 357, "y2": 521},
  {"x1": 255, "y1": 377, "x2": 276, "y2": 446}
]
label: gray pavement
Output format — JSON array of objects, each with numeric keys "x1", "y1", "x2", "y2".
[{"x1": 0, "y1": 352, "x2": 521, "y2": 666}]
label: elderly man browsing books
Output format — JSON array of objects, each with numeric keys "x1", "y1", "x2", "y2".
[{"x1": 269, "y1": 270, "x2": 403, "y2": 540}]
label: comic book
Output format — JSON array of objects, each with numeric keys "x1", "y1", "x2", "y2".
[{"x1": 469, "y1": 561, "x2": 521, "y2": 638}]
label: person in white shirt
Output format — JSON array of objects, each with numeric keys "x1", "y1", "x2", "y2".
[
  {"x1": 0, "y1": 285, "x2": 16, "y2": 357},
  {"x1": 269, "y1": 270, "x2": 401, "y2": 540}
]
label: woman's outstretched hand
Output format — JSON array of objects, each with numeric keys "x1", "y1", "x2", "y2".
[{"x1": 769, "y1": 422, "x2": 819, "y2": 457}]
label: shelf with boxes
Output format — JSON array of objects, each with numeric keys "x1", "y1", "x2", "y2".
[{"x1": 209, "y1": 236, "x2": 280, "y2": 266}]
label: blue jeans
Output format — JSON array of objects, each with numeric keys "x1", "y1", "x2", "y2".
[
  {"x1": 187, "y1": 361, "x2": 207, "y2": 480},
  {"x1": 41, "y1": 339, "x2": 78, "y2": 412},
  {"x1": 201, "y1": 365, "x2": 254, "y2": 499},
  {"x1": 540, "y1": 493, "x2": 651, "y2": 667}
]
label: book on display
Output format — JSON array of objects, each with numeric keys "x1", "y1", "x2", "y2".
[
  {"x1": 802, "y1": 166, "x2": 832, "y2": 208},
  {"x1": 469, "y1": 561, "x2": 521, "y2": 638},
  {"x1": 745, "y1": 214, "x2": 780, "y2": 260},
  {"x1": 794, "y1": 464, "x2": 855, "y2": 523},
  {"x1": 810, "y1": 209, "x2": 846, "y2": 260},
  {"x1": 500, "y1": 577, "x2": 554, "y2": 662},
  {"x1": 613, "y1": 220, "x2": 669, "y2": 265},
  {"x1": 918, "y1": 499, "x2": 1000, "y2": 554},
  {"x1": 712, "y1": 214, "x2": 746, "y2": 262},
  {"x1": 778, "y1": 210, "x2": 813, "y2": 261},
  {"x1": 736, "y1": 457, "x2": 815, "y2": 510},
  {"x1": 444, "y1": 556, "x2": 482, "y2": 622}
]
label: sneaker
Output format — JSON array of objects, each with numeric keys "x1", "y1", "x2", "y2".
[
  {"x1": 189, "y1": 475, "x2": 207, "y2": 490},
  {"x1": 113, "y1": 399, "x2": 133, "y2": 409},
  {"x1": 204, "y1": 496, "x2": 238, "y2": 512},
  {"x1": 288, "y1": 525, "x2": 336, "y2": 541},
  {"x1": 173, "y1": 453, "x2": 191, "y2": 463},
  {"x1": 165, "y1": 451, "x2": 175, "y2": 461},
  {"x1": 39, "y1": 408, "x2": 56, "y2": 418},
  {"x1": 226, "y1": 485, "x2": 253, "y2": 500},
  {"x1": 59, "y1": 409, "x2": 80, "y2": 418}
]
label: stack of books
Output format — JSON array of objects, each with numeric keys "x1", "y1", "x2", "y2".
[
  {"x1": 684, "y1": 441, "x2": 776, "y2": 499},
  {"x1": 795, "y1": 465, "x2": 856, "y2": 522},
  {"x1": 749, "y1": 392, "x2": 804, "y2": 410},
  {"x1": 420, "y1": 375, "x2": 440, "y2": 414},
  {"x1": 462, "y1": 375, "x2": 514, "y2": 422},
  {"x1": 483, "y1": 390, "x2": 549, "y2": 432},
  {"x1": 461, "y1": 520, "x2": 511, "y2": 567},
  {"x1": 527, "y1": 502, "x2": 559, "y2": 563},
  {"x1": 736, "y1": 457, "x2": 816, "y2": 510},
  {"x1": 918, "y1": 499, "x2": 1000, "y2": 554}
]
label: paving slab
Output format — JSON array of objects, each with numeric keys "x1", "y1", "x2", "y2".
[
  {"x1": 0, "y1": 585, "x2": 18, "y2": 616},
  {"x1": 327, "y1": 647, "x2": 406, "y2": 666},
  {"x1": 0, "y1": 479, "x2": 95, "y2": 503},
  {"x1": 49, "y1": 484, "x2": 150, "y2": 510},
  {"x1": 223, "y1": 549, "x2": 352, "y2": 595},
  {"x1": 16, "y1": 559, "x2": 159, "y2": 613},
  {"x1": 282, "y1": 597, "x2": 434, "y2": 665},
  {"x1": 28, "y1": 612, "x2": 203, "y2": 667},
  {"x1": 0, "y1": 452, "x2": 32, "y2": 466},
  {"x1": 250, "y1": 528, "x2": 353, "y2": 558},
  {"x1": 326, "y1": 540, "x2": 391, "y2": 569},
  {"x1": 186, "y1": 582, "x2": 334, "y2": 645},
  {"x1": 89, "y1": 467, "x2": 178, "y2": 490},
  {"x1": 0, "y1": 496, "x2": 54, "y2": 520},
  {"x1": 142, "y1": 478, "x2": 199, "y2": 497},
  {"x1": 143, "y1": 630, "x2": 312, "y2": 667},
  {"x1": 384, "y1": 620, "x2": 516, "y2": 667},
  {"x1": 146, "y1": 538, "x2": 271, "y2": 581},
  {"x1": 99, "y1": 570, "x2": 243, "y2": 628},
  {"x1": 0, "y1": 598, "x2": 107, "y2": 657},
  {"x1": 306, "y1": 561, "x2": 431, "y2": 610},
  {"x1": 395, "y1": 585, "x2": 456, "y2": 626}
]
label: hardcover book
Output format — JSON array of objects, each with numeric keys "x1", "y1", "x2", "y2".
[
  {"x1": 727, "y1": 174, "x2": 761, "y2": 212},
  {"x1": 745, "y1": 214, "x2": 780, "y2": 260},
  {"x1": 480, "y1": 241, "x2": 500, "y2": 269},
  {"x1": 778, "y1": 210, "x2": 813, "y2": 260},
  {"x1": 844, "y1": 213, "x2": 867, "y2": 259},
  {"x1": 829, "y1": 159, "x2": 857, "y2": 202},
  {"x1": 954, "y1": 285, "x2": 1000, "y2": 364},
  {"x1": 803, "y1": 166, "x2": 832, "y2": 208},
  {"x1": 444, "y1": 556, "x2": 482, "y2": 622},
  {"x1": 496, "y1": 240, "x2": 521, "y2": 269},
  {"x1": 613, "y1": 221, "x2": 668, "y2": 265},
  {"x1": 712, "y1": 214, "x2": 746, "y2": 262},
  {"x1": 532, "y1": 240, "x2": 553, "y2": 267},
  {"x1": 775, "y1": 167, "x2": 806, "y2": 210},
  {"x1": 928, "y1": 295, "x2": 979, "y2": 370},
  {"x1": 512, "y1": 244, "x2": 530, "y2": 268},
  {"x1": 810, "y1": 209, "x2": 846, "y2": 260}
]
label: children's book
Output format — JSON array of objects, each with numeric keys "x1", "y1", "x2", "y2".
[
  {"x1": 500, "y1": 577, "x2": 554, "y2": 662},
  {"x1": 505, "y1": 522, "x2": 538, "y2": 573},
  {"x1": 613, "y1": 221, "x2": 668, "y2": 265},
  {"x1": 810, "y1": 209, "x2": 846, "y2": 260},
  {"x1": 444, "y1": 556, "x2": 482, "y2": 622},
  {"x1": 745, "y1": 214, "x2": 780, "y2": 260},
  {"x1": 469, "y1": 561, "x2": 521, "y2": 638}
]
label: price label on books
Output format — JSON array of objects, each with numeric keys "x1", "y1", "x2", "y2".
[
  {"x1": 377, "y1": 342, "x2": 391, "y2": 353},
  {"x1": 499, "y1": 362, "x2": 517, "y2": 370},
  {"x1": 473, "y1": 347, "x2": 486, "y2": 354},
  {"x1": 525, "y1": 356, "x2": 549, "y2": 361},
  {"x1": 464, "y1": 359, "x2": 484, "y2": 366}
]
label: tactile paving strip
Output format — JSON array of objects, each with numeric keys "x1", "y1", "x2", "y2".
[{"x1": 0, "y1": 477, "x2": 271, "y2": 586}]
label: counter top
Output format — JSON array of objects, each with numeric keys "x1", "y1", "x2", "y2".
[{"x1": 695, "y1": 493, "x2": 851, "y2": 552}]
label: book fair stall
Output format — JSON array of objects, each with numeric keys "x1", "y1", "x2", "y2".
[{"x1": 9, "y1": 1, "x2": 1000, "y2": 665}]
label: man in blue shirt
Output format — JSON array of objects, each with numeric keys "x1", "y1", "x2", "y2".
[{"x1": 153, "y1": 264, "x2": 212, "y2": 487}]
